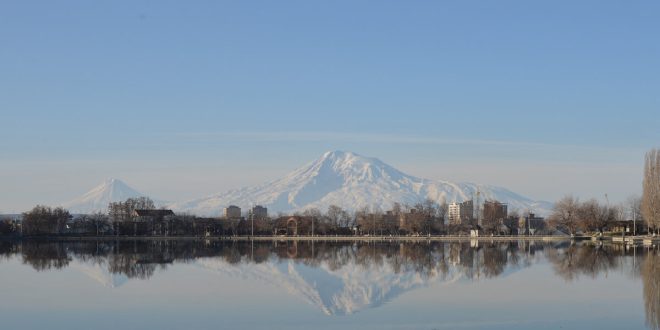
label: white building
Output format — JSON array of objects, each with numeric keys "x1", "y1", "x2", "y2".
[
  {"x1": 448, "y1": 200, "x2": 474, "y2": 225},
  {"x1": 448, "y1": 202, "x2": 461, "y2": 225}
]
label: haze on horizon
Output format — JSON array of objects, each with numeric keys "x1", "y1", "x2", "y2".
[{"x1": 1, "y1": 1, "x2": 659, "y2": 213}]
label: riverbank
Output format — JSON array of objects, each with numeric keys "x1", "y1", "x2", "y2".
[{"x1": 1, "y1": 235, "x2": 578, "y2": 242}]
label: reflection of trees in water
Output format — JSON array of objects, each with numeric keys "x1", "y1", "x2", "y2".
[
  {"x1": 108, "y1": 254, "x2": 158, "y2": 280},
  {"x1": 3, "y1": 240, "x2": 551, "y2": 282},
  {"x1": 546, "y1": 242, "x2": 637, "y2": 281},
  {"x1": 482, "y1": 244, "x2": 508, "y2": 278},
  {"x1": 5, "y1": 239, "x2": 651, "y2": 285},
  {"x1": 21, "y1": 241, "x2": 71, "y2": 271},
  {"x1": 0, "y1": 240, "x2": 19, "y2": 261},
  {"x1": 643, "y1": 248, "x2": 660, "y2": 330}
]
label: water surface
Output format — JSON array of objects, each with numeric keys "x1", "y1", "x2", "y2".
[{"x1": 0, "y1": 239, "x2": 657, "y2": 329}]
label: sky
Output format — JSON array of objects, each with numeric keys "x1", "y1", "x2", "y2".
[{"x1": 1, "y1": 0, "x2": 659, "y2": 212}]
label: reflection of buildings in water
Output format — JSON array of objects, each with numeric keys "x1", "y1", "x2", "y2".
[{"x1": 449, "y1": 243, "x2": 461, "y2": 266}]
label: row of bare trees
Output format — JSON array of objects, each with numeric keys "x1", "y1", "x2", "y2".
[
  {"x1": 21, "y1": 205, "x2": 72, "y2": 235},
  {"x1": 547, "y1": 196, "x2": 624, "y2": 235},
  {"x1": 11, "y1": 198, "x2": 526, "y2": 237},
  {"x1": 108, "y1": 197, "x2": 155, "y2": 222},
  {"x1": 293, "y1": 200, "x2": 448, "y2": 236}
]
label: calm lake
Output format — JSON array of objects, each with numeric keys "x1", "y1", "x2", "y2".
[{"x1": 0, "y1": 239, "x2": 658, "y2": 329}]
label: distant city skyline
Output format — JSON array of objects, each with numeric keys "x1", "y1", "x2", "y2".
[{"x1": 2, "y1": 1, "x2": 659, "y2": 212}]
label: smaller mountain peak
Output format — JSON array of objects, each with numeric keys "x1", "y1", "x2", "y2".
[
  {"x1": 104, "y1": 177, "x2": 118, "y2": 184},
  {"x1": 98, "y1": 178, "x2": 134, "y2": 192}
]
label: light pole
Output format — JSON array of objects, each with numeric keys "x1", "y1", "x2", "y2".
[{"x1": 633, "y1": 205, "x2": 637, "y2": 236}]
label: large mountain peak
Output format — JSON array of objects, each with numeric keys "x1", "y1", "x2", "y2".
[
  {"x1": 317, "y1": 150, "x2": 383, "y2": 168},
  {"x1": 298, "y1": 150, "x2": 411, "y2": 185},
  {"x1": 318, "y1": 150, "x2": 366, "y2": 164},
  {"x1": 170, "y1": 151, "x2": 552, "y2": 216}
]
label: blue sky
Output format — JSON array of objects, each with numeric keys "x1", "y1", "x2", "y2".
[{"x1": 1, "y1": 1, "x2": 659, "y2": 212}]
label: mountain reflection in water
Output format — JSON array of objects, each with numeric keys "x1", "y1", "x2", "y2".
[{"x1": 0, "y1": 239, "x2": 658, "y2": 327}]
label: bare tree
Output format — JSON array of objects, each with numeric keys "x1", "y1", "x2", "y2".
[
  {"x1": 108, "y1": 197, "x2": 156, "y2": 236},
  {"x1": 548, "y1": 196, "x2": 580, "y2": 235},
  {"x1": 643, "y1": 149, "x2": 660, "y2": 234},
  {"x1": 578, "y1": 199, "x2": 616, "y2": 234},
  {"x1": 302, "y1": 208, "x2": 322, "y2": 235}
]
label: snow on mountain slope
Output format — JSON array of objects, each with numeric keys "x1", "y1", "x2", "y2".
[
  {"x1": 70, "y1": 260, "x2": 129, "y2": 288},
  {"x1": 195, "y1": 256, "x2": 464, "y2": 315},
  {"x1": 62, "y1": 178, "x2": 165, "y2": 214},
  {"x1": 170, "y1": 151, "x2": 552, "y2": 216}
]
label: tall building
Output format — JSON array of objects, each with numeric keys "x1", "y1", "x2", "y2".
[
  {"x1": 224, "y1": 205, "x2": 241, "y2": 219},
  {"x1": 483, "y1": 201, "x2": 507, "y2": 222},
  {"x1": 249, "y1": 205, "x2": 268, "y2": 219},
  {"x1": 448, "y1": 200, "x2": 474, "y2": 225},
  {"x1": 448, "y1": 203, "x2": 461, "y2": 225}
]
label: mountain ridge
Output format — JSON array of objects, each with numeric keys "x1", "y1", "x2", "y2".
[{"x1": 168, "y1": 150, "x2": 552, "y2": 216}]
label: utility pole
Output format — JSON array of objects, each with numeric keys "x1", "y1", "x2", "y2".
[
  {"x1": 250, "y1": 207, "x2": 254, "y2": 238},
  {"x1": 633, "y1": 205, "x2": 637, "y2": 236},
  {"x1": 476, "y1": 188, "x2": 481, "y2": 227}
]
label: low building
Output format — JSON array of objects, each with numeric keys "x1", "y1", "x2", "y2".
[
  {"x1": 518, "y1": 213, "x2": 545, "y2": 235},
  {"x1": 609, "y1": 220, "x2": 645, "y2": 235},
  {"x1": 132, "y1": 209, "x2": 175, "y2": 220},
  {"x1": 273, "y1": 216, "x2": 314, "y2": 236},
  {"x1": 131, "y1": 209, "x2": 176, "y2": 236},
  {"x1": 224, "y1": 205, "x2": 241, "y2": 219}
]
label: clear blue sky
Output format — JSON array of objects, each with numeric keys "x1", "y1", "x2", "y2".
[{"x1": 1, "y1": 0, "x2": 658, "y2": 212}]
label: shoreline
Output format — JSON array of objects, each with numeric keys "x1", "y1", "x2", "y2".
[
  {"x1": 0, "y1": 235, "x2": 579, "y2": 242},
  {"x1": 3, "y1": 235, "x2": 658, "y2": 244}
]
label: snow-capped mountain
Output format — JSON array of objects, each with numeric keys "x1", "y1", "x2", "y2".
[
  {"x1": 170, "y1": 150, "x2": 552, "y2": 216},
  {"x1": 62, "y1": 178, "x2": 163, "y2": 214}
]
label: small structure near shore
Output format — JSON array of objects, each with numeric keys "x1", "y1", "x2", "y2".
[{"x1": 132, "y1": 209, "x2": 175, "y2": 221}]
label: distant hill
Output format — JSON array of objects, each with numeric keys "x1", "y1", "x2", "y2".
[
  {"x1": 61, "y1": 178, "x2": 166, "y2": 214},
  {"x1": 0, "y1": 214, "x2": 22, "y2": 221}
]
